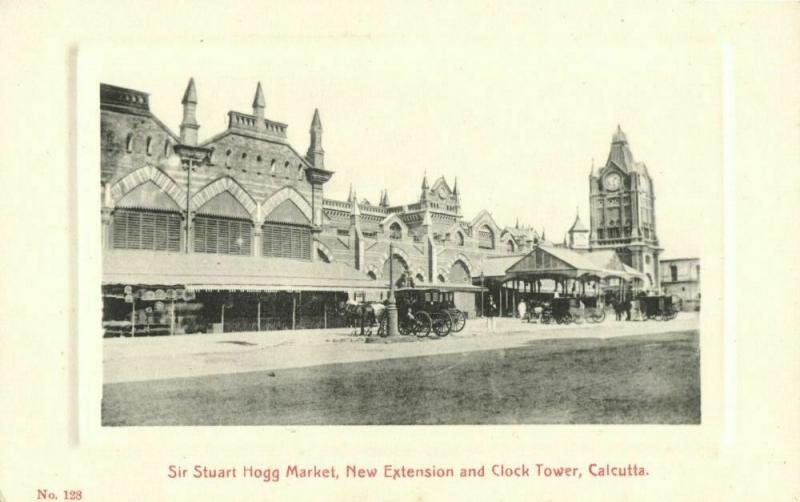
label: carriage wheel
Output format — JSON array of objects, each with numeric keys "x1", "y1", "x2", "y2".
[
  {"x1": 593, "y1": 309, "x2": 606, "y2": 323},
  {"x1": 448, "y1": 310, "x2": 466, "y2": 333},
  {"x1": 432, "y1": 313, "x2": 452, "y2": 337},
  {"x1": 398, "y1": 319, "x2": 410, "y2": 336},
  {"x1": 573, "y1": 314, "x2": 584, "y2": 325},
  {"x1": 414, "y1": 311, "x2": 432, "y2": 337}
]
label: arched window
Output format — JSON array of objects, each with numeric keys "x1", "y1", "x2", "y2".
[
  {"x1": 448, "y1": 260, "x2": 470, "y2": 283},
  {"x1": 111, "y1": 181, "x2": 181, "y2": 252},
  {"x1": 145, "y1": 136, "x2": 152, "y2": 156},
  {"x1": 506, "y1": 239, "x2": 515, "y2": 253},
  {"x1": 163, "y1": 139, "x2": 171, "y2": 157},
  {"x1": 382, "y1": 255, "x2": 409, "y2": 287},
  {"x1": 262, "y1": 199, "x2": 312, "y2": 260},
  {"x1": 270, "y1": 159, "x2": 276, "y2": 174},
  {"x1": 478, "y1": 225, "x2": 494, "y2": 249},
  {"x1": 456, "y1": 232, "x2": 464, "y2": 246},
  {"x1": 126, "y1": 133, "x2": 134, "y2": 153},
  {"x1": 389, "y1": 222, "x2": 402, "y2": 240},
  {"x1": 297, "y1": 164, "x2": 304, "y2": 180}
]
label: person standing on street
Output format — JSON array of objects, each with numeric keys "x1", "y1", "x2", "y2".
[
  {"x1": 486, "y1": 295, "x2": 498, "y2": 333},
  {"x1": 517, "y1": 299, "x2": 527, "y2": 322}
]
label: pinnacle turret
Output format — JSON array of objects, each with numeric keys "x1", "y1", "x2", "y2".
[
  {"x1": 252, "y1": 82, "x2": 265, "y2": 120},
  {"x1": 181, "y1": 77, "x2": 197, "y2": 104},
  {"x1": 180, "y1": 78, "x2": 199, "y2": 145},
  {"x1": 306, "y1": 108, "x2": 324, "y2": 169}
]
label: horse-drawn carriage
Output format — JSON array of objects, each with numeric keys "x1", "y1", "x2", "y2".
[
  {"x1": 637, "y1": 295, "x2": 679, "y2": 321},
  {"x1": 395, "y1": 287, "x2": 467, "y2": 337},
  {"x1": 340, "y1": 287, "x2": 468, "y2": 338},
  {"x1": 530, "y1": 296, "x2": 606, "y2": 324}
]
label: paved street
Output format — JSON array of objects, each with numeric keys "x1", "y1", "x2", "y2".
[
  {"x1": 104, "y1": 313, "x2": 699, "y2": 384},
  {"x1": 102, "y1": 316, "x2": 700, "y2": 425}
]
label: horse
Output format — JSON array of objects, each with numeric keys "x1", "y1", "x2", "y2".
[
  {"x1": 612, "y1": 299, "x2": 631, "y2": 321},
  {"x1": 337, "y1": 300, "x2": 387, "y2": 335}
]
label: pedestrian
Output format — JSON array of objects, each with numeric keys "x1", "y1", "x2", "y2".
[
  {"x1": 486, "y1": 295, "x2": 497, "y2": 333},
  {"x1": 517, "y1": 299, "x2": 527, "y2": 322}
]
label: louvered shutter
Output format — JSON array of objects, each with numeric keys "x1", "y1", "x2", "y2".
[
  {"x1": 112, "y1": 209, "x2": 181, "y2": 252},
  {"x1": 194, "y1": 216, "x2": 252, "y2": 255},
  {"x1": 262, "y1": 223, "x2": 311, "y2": 260}
]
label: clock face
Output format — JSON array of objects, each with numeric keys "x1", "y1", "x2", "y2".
[{"x1": 604, "y1": 173, "x2": 622, "y2": 191}]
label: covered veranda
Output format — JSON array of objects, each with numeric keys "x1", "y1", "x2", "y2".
[
  {"x1": 476, "y1": 245, "x2": 646, "y2": 317},
  {"x1": 102, "y1": 249, "x2": 386, "y2": 335}
]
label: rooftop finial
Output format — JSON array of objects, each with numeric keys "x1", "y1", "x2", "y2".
[
  {"x1": 181, "y1": 77, "x2": 197, "y2": 105},
  {"x1": 180, "y1": 78, "x2": 199, "y2": 145},
  {"x1": 252, "y1": 82, "x2": 265, "y2": 120},
  {"x1": 311, "y1": 108, "x2": 322, "y2": 129},
  {"x1": 421, "y1": 171, "x2": 429, "y2": 190},
  {"x1": 347, "y1": 183, "x2": 353, "y2": 203},
  {"x1": 307, "y1": 108, "x2": 324, "y2": 168}
]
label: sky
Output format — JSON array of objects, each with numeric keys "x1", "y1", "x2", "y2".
[{"x1": 94, "y1": 35, "x2": 721, "y2": 260}]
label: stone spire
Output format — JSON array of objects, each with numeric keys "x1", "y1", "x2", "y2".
[
  {"x1": 346, "y1": 183, "x2": 354, "y2": 203},
  {"x1": 452, "y1": 177, "x2": 459, "y2": 197},
  {"x1": 350, "y1": 189, "x2": 361, "y2": 216},
  {"x1": 379, "y1": 189, "x2": 390, "y2": 208},
  {"x1": 420, "y1": 171, "x2": 429, "y2": 201},
  {"x1": 252, "y1": 82, "x2": 265, "y2": 121},
  {"x1": 180, "y1": 78, "x2": 199, "y2": 146},
  {"x1": 306, "y1": 108, "x2": 324, "y2": 169}
]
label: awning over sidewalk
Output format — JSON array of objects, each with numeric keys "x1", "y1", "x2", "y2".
[
  {"x1": 103, "y1": 250, "x2": 386, "y2": 292},
  {"x1": 394, "y1": 283, "x2": 488, "y2": 293}
]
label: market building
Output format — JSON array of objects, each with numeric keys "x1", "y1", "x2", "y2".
[{"x1": 100, "y1": 78, "x2": 664, "y2": 335}]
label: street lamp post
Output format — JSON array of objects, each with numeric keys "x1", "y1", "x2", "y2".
[
  {"x1": 386, "y1": 243, "x2": 399, "y2": 336},
  {"x1": 480, "y1": 271, "x2": 485, "y2": 318},
  {"x1": 183, "y1": 156, "x2": 194, "y2": 253},
  {"x1": 171, "y1": 144, "x2": 212, "y2": 253}
]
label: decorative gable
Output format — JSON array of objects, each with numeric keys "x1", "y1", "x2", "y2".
[
  {"x1": 116, "y1": 180, "x2": 181, "y2": 212},
  {"x1": 265, "y1": 199, "x2": 311, "y2": 226},
  {"x1": 196, "y1": 190, "x2": 252, "y2": 220}
]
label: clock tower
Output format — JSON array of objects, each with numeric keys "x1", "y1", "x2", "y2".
[{"x1": 589, "y1": 126, "x2": 662, "y2": 289}]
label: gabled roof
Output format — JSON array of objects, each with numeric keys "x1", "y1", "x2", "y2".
[
  {"x1": 470, "y1": 209, "x2": 501, "y2": 231},
  {"x1": 430, "y1": 176, "x2": 453, "y2": 195},
  {"x1": 506, "y1": 244, "x2": 642, "y2": 280}
]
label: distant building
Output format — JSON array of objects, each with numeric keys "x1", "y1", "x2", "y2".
[{"x1": 660, "y1": 258, "x2": 700, "y2": 310}]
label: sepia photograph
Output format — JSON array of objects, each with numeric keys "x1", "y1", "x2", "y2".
[
  {"x1": 2, "y1": 2, "x2": 799, "y2": 501},
  {"x1": 96, "y1": 42, "x2": 709, "y2": 426}
]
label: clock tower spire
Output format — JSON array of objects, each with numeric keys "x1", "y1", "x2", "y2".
[{"x1": 589, "y1": 126, "x2": 662, "y2": 289}]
